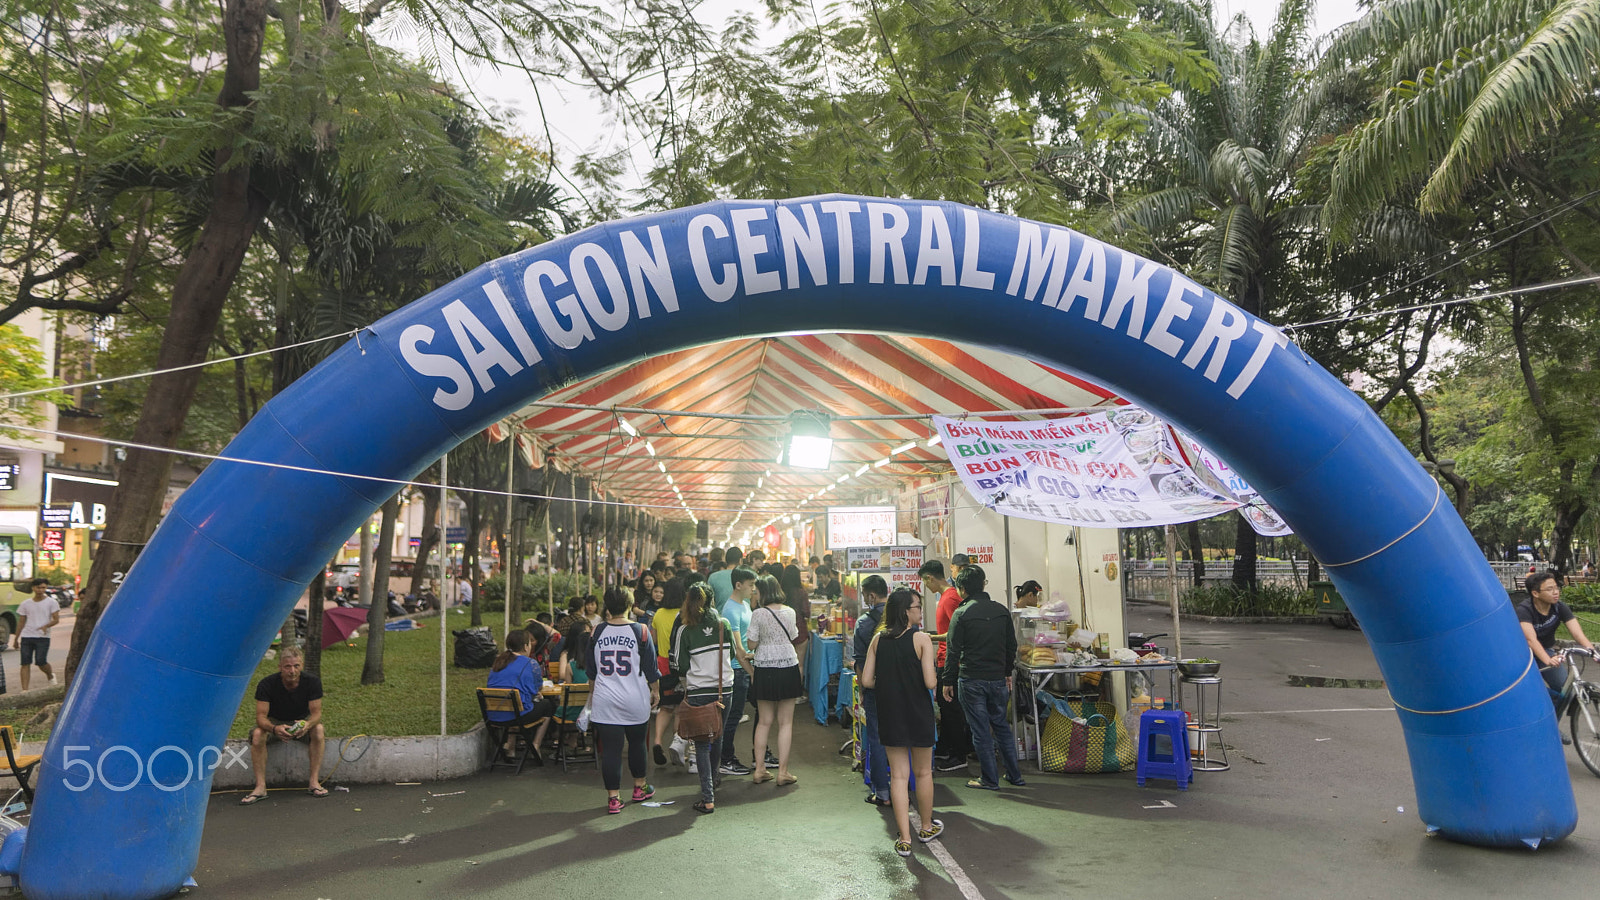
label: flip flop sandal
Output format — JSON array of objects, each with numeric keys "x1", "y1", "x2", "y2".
[
  {"x1": 307, "y1": 786, "x2": 329, "y2": 798},
  {"x1": 239, "y1": 793, "x2": 268, "y2": 806}
]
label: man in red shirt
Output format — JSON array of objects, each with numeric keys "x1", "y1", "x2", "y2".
[{"x1": 920, "y1": 559, "x2": 972, "y2": 772}]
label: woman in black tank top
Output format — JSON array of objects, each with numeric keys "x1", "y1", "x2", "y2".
[{"x1": 862, "y1": 589, "x2": 944, "y2": 858}]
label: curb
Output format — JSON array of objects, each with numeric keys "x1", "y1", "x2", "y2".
[{"x1": 18, "y1": 724, "x2": 493, "y2": 790}]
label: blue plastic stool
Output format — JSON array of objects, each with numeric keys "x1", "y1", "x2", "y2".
[{"x1": 1136, "y1": 709, "x2": 1193, "y2": 790}]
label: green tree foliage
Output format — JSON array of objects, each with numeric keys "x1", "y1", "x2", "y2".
[
  {"x1": 1324, "y1": 0, "x2": 1600, "y2": 219},
  {"x1": 0, "y1": 323, "x2": 65, "y2": 437},
  {"x1": 628, "y1": 0, "x2": 1202, "y2": 219}
]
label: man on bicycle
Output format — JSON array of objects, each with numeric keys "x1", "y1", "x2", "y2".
[{"x1": 1518, "y1": 571, "x2": 1596, "y2": 700}]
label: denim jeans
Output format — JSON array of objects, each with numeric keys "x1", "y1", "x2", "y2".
[
  {"x1": 959, "y1": 678, "x2": 1023, "y2": 786},
  {"x1": 720, "y1": 669, "x2": 751, "y2": 758},
  {"x1": 1542, "y1": 658, "x2": 1575, "y2": 705},
  {"x1": 861, "y1": 687, "x2": 890, "y2": 798},
  {"x1": 687, "y1": 692, "x2": 726, "y2": 803}
]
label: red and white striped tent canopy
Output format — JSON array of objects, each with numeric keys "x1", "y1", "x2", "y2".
[{"x1": 493, "y1": 334, "x2": 1120, "y2": 539}]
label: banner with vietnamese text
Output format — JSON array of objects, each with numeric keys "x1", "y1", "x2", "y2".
[{"x1": 933, "y1": 409, "x2": 1290, "y2": 534}]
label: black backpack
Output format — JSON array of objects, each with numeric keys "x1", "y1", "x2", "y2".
[{"x1": 453, "y1": 626, "x2": 497, "y2": 668}]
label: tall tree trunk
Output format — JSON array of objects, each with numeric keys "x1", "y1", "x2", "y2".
[
  {"x1": 413, "y1": 482, "x2": 441, "y2": 602},
  {"x1": 1231, "y1": 513, "x2": 1258, "y2": 591},
  {"x1": 65, "y1": 0, "x2": 270, "y2": 685},
  {"x1": 363, "y1": 493, "x2": 399, "y2": 685},
  {"x1": 1186, "y1": 521, "x2": 1204, "y2": 585},
  {"x1": 466, "y1": 489, "x2": 483, "y2": 626},
  {"x1": 507, "y1": 514, "x2": 525, "y2": 625},
  {"x1": 304, "y1": 567, "x2": 326, "y2": 679}
]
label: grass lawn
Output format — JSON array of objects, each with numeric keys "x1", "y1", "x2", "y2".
[
  {"x1": 226, "y1": 612, "x2": 508, "y2": 740},
  {"x1": 0, "y1": 611, "x2": 512, "y2": 745}
]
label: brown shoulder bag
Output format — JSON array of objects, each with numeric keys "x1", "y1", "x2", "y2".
[{"x1": 675, "y1": 619, "x2": 726, "y2": 742}]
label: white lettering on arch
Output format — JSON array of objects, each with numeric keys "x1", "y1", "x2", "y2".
[
  {"x1": 866, "y1": 202, "x2": 910, "y2": 284},
  {"x1": 569, "y1": 243, "x2": 631, "y2": 332},
  {"x1": 1005, "y1": 222, "x2": 1071, "y2": 305},
  {"x1": 1182, "y1": 295, "x2": 1249, "y2": 381},
  {"x1": 688, "y1": 214, "x2": 738, "y2": 302},
  {"x1": 730, "y1": 207, "x2": 781, "y2": 295},
  {"x1": 442, "y1": 299, "x2": 524, "y2": 391},
  {"x1": 619, "y1": 226, "x2": 679, "y2": 319},
  {"x1": 913, "y1": 206, "x2": 956, "y2": 286},
  {"x1": 522, "y1": 259, "x2": 594, "y2": 350},
  {"x1": 776, "y1": 204, "x2": 829, "y2": 289},
  {"x1": 399, "y1": 324, "x2": 475, "y2": 411}
]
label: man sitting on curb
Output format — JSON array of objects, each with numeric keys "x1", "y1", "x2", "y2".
[{"x1": 241, "y1": 645, "x2": 326, "y2": 804}]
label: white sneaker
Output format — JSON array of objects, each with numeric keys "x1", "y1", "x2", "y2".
[
  {"x1": 740, "y1": 714, "x2": 750, "y2": 724},
  {"x1": 686, "y1": 755, "x2": 698, "y2": 775},
  {"x1": 669, "y1": 736, "x2": 689, "y2": 767}
]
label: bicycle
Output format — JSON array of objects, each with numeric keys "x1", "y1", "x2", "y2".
[{"x1": 1554, "y1": 647, "x2": 1600, "y2": 777}]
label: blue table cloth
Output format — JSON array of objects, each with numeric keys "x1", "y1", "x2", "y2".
[{"x1": 806, "y1": 636, "x2": 852, "y2": 725}]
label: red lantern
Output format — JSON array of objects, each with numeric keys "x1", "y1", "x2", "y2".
[{"x1": 763, "y1": 524, "x2": 781, "y2": 548}]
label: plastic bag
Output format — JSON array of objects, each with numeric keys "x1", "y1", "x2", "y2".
[
  {"x1": 1067, "y1": 628, "x2": 1097, "y2": 648},
  {"x1": 452, "y1": 626, "x2": 497, "y2": 668}
]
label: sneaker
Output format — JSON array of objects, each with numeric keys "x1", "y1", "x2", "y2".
[
  {"x1": 764, "y1": 751, "x2": 779, "y2": 768},
  {"x1": 719, "y1": 758, "x2": 753, "y2": 776},
  {"x1": 894, "y1": 839, "x2": 912, "y2": 858},
  {"x1": 935, "y1": 756, "x2": 968, "y2": 772},
  {"x1": 669, "y1": 736, "x2": 689, "y2": 766},
  {"x1": 686, "y1": 757, "x2": 699, "y2": 775},
  {"x1": 917, "y1": 819, "x2": 945, "y2": 843},
  {"x1": 740, "y1": 714, "x2": 751, "y2": 724},
  {"x1": 652, "y1": 744, "x2": 667, "y2": 766},
  {"x1": 632, "y1": 784, "x2": 656, "y2": 802},
  {"x1": 606, "y1": 797, "x2": 624, "y2": 814}
]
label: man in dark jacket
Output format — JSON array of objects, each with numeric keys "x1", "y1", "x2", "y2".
[
  {"x1": 852, "y1": 576, "x2": 891, "y2": 805},
  {"x1": 942, "y1": 564, "x2": 1025, "y2": 790}
]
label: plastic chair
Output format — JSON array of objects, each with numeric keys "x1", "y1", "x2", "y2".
[{"x1": 1135, "y1": 709, "x2": 1192, "y2": 790}]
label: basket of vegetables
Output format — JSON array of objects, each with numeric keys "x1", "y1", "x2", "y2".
[{"x1": 1176, "y1": 658, "x2": 1221, "y2": 678}]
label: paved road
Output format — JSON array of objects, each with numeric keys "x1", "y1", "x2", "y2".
[{"x1": 130, "y1": 610, "x2": 1600, "y2": 897}]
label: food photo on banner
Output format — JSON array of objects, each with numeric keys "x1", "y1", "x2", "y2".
[{"x1": 931, "y1": 410, "x2": 1291, "y2": 535}]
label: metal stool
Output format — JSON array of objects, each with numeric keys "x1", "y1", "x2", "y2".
[{"x1": 1179, "y1": 676, "x2": 1230, "y2": 772}]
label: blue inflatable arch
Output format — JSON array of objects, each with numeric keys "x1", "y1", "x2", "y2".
[{"x1": 17, "y1": 196, "x2": 1575, "y2": 898}]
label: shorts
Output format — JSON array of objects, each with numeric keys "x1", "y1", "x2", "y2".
[
  {"x1": 657, "y1": 659, "x2": 683, "y2": 706},
  {"x1": 18, "y1": 638, "x2": 49, "y2": 667}
]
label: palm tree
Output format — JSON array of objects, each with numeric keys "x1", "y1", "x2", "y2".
[
  {"x1": 1106, "y1": 0, "x2": 1335, "y2": 588},
  {"x1": 1325, "y1": 0, "x2": 1600, "y2": 220}
]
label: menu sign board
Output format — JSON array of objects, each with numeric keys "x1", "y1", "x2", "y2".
[
  {"x1": 845, "y1": 544, "x2": 925, "y2": 580},
  {"x1": 827, "y1": 506, "x2": 896, "y2": 549}
]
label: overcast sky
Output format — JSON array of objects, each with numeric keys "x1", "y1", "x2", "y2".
[{"x1": 432, "y1": 0, "x2": 1367, "y2": 199}]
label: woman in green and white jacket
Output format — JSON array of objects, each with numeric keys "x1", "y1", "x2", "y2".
[{"x1": 672, "y1": 582, "x2": 747, "y2": 813}]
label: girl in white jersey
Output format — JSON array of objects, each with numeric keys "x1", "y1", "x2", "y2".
[{"x1": 586, "y1": 588, "x2": 661, "y2": 814}]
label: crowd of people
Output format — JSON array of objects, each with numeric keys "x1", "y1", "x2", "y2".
[{"x1": 479, "y1": 546, "x2": 1032, "y2": 859}]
